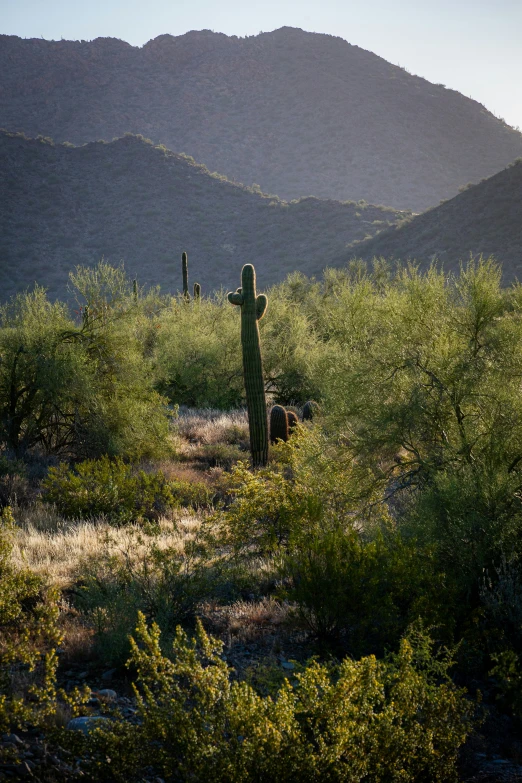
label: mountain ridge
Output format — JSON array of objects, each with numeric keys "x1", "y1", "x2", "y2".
[
  {"x1": 2, "y1": 27, "x2": 522, "y2": 211},
  {"x1": 343, "y1": 159, "x2": 522, "y2": 279},
  {"x1": 0, "y1": 129, "x2": 407, "y2": 301}
]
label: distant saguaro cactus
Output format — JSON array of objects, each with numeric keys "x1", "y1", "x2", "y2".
[
  {"x1": 182, "y1": 251, "x2": 190, "y2": 300},
  {"x1": 132, "y1": 279, "x2": 138, "y2": 303},
  {"x1": 287, "y1": 410, "x2": 299, "y2": 434},
  {"x1": 193, "y1": 282, "x2": 201, "y2": 300},
  {"x1": 270, "y1": 405, "x2": 289, "y2": 444},
  {"x1": 228, "y1": 264, "x2": 268, "y2": 467},
  {"x1": 302, "y1": 401, "x2": 319, "y2": 422}
]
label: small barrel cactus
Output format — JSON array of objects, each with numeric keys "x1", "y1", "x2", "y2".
[
  {"x1": 302, "y1": 400, "x2": 319, "y2": 422},
  {"x1": 228, "y1": 264, "x2": 268, "y2": 467},
  {"x1": 182, "y1": 251, "x2": 190, "y2": 300},
  {"x1": 193, "y1": 282, "x2": 201, "y2": 300},
  {"x1": 270, "y1": 405, "x2": 289, "y2": 444},
  {"x1": 287, "y1": 410, "x2": 299, "y2": 434}
]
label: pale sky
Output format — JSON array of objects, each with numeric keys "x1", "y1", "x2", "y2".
[{"x1": 3, "y1": 0, "x2": 522, "y2": 130}]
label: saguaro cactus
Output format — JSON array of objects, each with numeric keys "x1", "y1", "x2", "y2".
[
  {"x1": 228, "y1": 264, "x2": 268, "y2": 467},
  {"x1": 193, "y1": 282, "x2": 201, "y2": 300},
  {"x1": 287, "y1": 410, "x2": 299, "y2": 434},
  {"x1": 132, "y1": 279, "x2": 138, "y2": 303},
  {"x1": 270, "y1": 405, "x2": 289, "y2": 444},
  {"x1": 182, "y1": 251, "x2": 190, "y2": 300},
  {"x1": 302, "y1": 400, "x2": 319, "y2": 422}
]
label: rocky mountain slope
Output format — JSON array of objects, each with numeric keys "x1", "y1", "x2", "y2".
[
  {"x1": 344, "y1": 160, "x2": 522, "y2": 279},
  {"x1": 1, "y1": 28, "x2": 522, "y2": 211},
  {"x1": 0, "y1": 130, "x2": 407, "y2": 301}
]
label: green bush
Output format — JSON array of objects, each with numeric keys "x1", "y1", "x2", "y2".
[
  {"x1": 0, "y1": 274, "x2": 170, "y2": 460},
  {"x1": 0, "y1": 507, "x2": 67, "y2": 733},
  {"x1": 283, "y1": 526, "x2": 444, "y2": 652},
  {"x1": 42, "y1": 457, "x2": 177, "y2": 524},
  {"x1": 68, "y1": 616, "x2": 476, "y2": 782},
  {"x1": 75, "y1": 527, "x2": 209, "y2": 665},
  {"x1": 170, "y1": 477, "x2": 215, "y2": 510}
]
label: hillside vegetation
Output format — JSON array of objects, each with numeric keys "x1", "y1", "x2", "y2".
[
  {"x1": 1, "y1": 27, "x2": 522, "y2": 210},
  {"x1": 0, "y1": 130, "x2": 407, "y2": 300},
  {"x1": 3, "y1": 260, "x2": 522, "y2": 779},
  {"x1": 346, "y1": 159, "x2": 522, "y2": 279}
]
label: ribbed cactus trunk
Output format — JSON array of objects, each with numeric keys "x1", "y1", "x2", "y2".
[
  {"x1": 287, "y1": 410, "x2": 299, "y2": 434},
  {"x1": 228, "y1": 264, "x2": 268, "y2": 468},
  {"x1": 193, "y1": 282, "x2": 201, "y2": 300},
  {"x1": 270, "y1": 405, "x2": 289, "y2": 444},
  {"x1": 132, "y1": 279, "x2": 138, "y2": 303},
  {"x1": 182, "y1": 251, "x2": 190, "y2": 300}
]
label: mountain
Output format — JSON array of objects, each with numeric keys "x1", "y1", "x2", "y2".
[
  {"x1": 343, "y1": 160, "x2": 522, "y2": 279},
  {"x1": 0, "y1": 130, "x2": 407, "y2": 301},
  {"x1": 1, "y1": 28, "x2": 522, "y2": 211}
]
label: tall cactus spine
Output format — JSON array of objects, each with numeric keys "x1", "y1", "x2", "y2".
[
  {"x1": 228, "y1": 264, "x2": 268, "y2": 467},
  {"x1": 270, "y1": 405, "x2": 289, "y2": 444},
  {"x1": 182, "y1": 251, "x2": 190, "y2": 300}
]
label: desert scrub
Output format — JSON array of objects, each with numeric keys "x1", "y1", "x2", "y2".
[
  {"x1": 67, "y1": 616, "x2": 477, "y2": 782},
  {"x1": 0, "y1": 507, "x2": 83, "y2": 733},
  {"x1": 42, "y1": 456, "x2": 204, "y2": 523},
  {"x1": 75, "y1": 525, "x2": 210, "y2": 665},
  {"x1": 206, "y1": 461, "x2": 315, "y2": 558}
]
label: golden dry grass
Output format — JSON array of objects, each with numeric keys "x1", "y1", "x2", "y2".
[
  {"x1": 176, "y1": 408, "x2": 249, "y2": 446},
  {"x1": 11, "y1": 510, "x2": 202, "y2": 589}
]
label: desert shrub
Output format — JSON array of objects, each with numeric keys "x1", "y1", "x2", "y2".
[
  {"x1": 0, "y1": 507, "x2": 73, "y2": 733},
  {"x1": 0, "y1": 278, "x2": 170, "y2": 460},
  {"x1": 154, "y1": 295, "x2": 244, "y2": 408},
  {"x1": 261, "y1": 291, "x2": 323, "y2": 404},
  {"x1": 283, "y1": 526, "x2": 443, "y2": 652},
  {"x1": 42, "y1": 457, "x2": 177, "y2": 524},
  {"x1": 195, "y1": 442, "x2": 244, "y2": 469},
  {"x1": 312, "y1": 261, "x2": 522, "y2": 636},
  {"x1": 75, "y1": 528, "x2": 209, "y2": 665},
  {"x1": 0, "y1": 455, "x2": 28, "y2": 507},
  {"x1": 207, "y1": 461, "x2": 318, "y2": 558},
  {"x1": 169, "y1": 477, "x2": 215, "y2": 510},
  {"x1": 67, "y1": 615, "x2": 476, "y2": 782}
]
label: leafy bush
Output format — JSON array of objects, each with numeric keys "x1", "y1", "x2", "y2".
[
  {"x1": 0, "y1": 276, "x2": 170, "y2": 460},
  {"x1": 42, "y1": 457, "x2": 177, "y2": 524},
  {"x1": 68, "y1": 616, "x2": 476, "y2": 782},
  {"x1": 169, "y1": 477, "x2": 215, "y2": 510},
  {"x1": 283, "y1": 526, "x2": 443, "y2": 652},
  {"x1": 0, "y1": 507, "x2": 68, "y2": 733},
  {"x1": 207, "y1": 461, "x2": 317, "y2": 558},
  {"x1": 76, "y1": 527, "x2": 209, "y2": 665}
]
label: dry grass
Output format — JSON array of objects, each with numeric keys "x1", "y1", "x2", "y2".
[
  {"x1": 176, "y1": 408, "x2": 249, "y2": 447},
  {"x1": 11, "y1": 509, "x2": 202, "y2": 589}
]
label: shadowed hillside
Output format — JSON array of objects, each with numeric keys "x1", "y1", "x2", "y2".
[
  {"x1": 342, "y1": 159, "x2": 522, "y2": 279},
  {"x1": 0, "y1": 130, "x2": 407, "y2": 300},
  {"x1": 1, "y1": 27, "x2": 522, "y2": 211}
]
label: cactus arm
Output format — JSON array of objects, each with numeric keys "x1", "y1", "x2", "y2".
[
  {"x1": 256, "y1": 294, "x2": 268, "y2": 321},
  {"x1": 228, "y1": 291, "x2": 244, "y2": 306}
]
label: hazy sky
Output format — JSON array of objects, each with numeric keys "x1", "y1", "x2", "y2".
[{"x1": 4, "y1": 0, "x2": 522, "y2": 130}]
